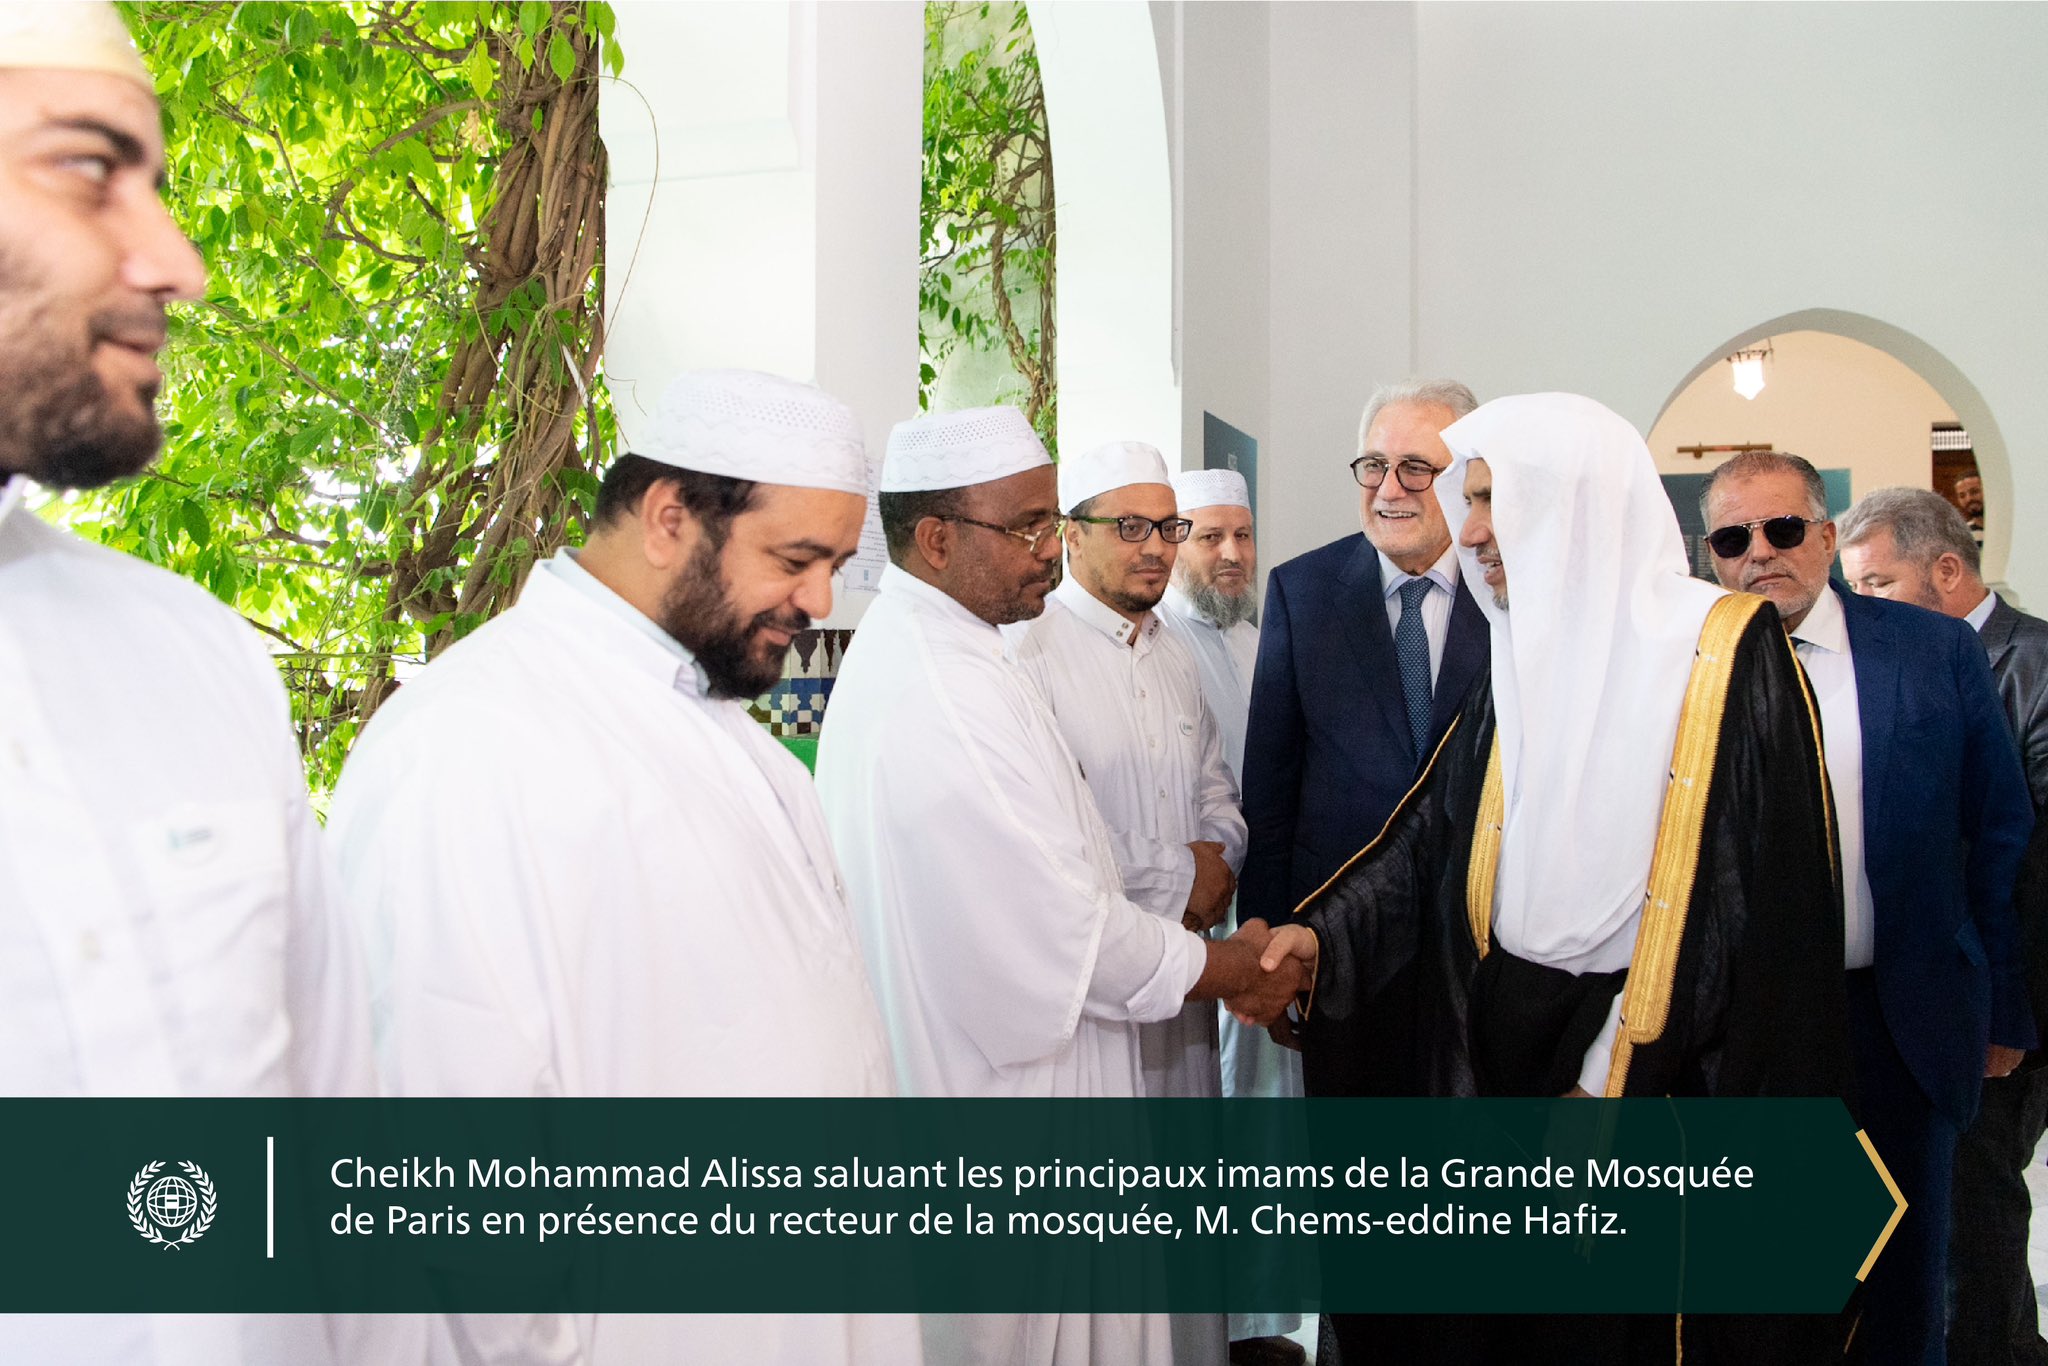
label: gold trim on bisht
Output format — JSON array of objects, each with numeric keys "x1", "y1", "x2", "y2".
[
  {"x1": 1461, "y1": 593, "x2": 1767, "y2": 1094},
  {"x1": 1466, "y1": 732, "x2": 1505, "y2": 958},
  {"x1": 1603, "y1": 592, "x2": 1766, "y2": 1097}
]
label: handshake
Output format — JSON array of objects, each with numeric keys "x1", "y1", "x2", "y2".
[{"x1": 1209, "y1": 918, "x2": 1319, "y2": 1036}]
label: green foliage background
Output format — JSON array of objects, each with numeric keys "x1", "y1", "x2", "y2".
[
  {"x1": 48, "y1": 1, "x2": 618, "y2": 790},
  {"x1": 920, "y1": 1, "x2": 1055, "y2": 449}
]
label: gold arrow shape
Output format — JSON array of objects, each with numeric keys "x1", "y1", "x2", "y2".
[{"x1": 1855, "y1": 1129, "x2": 1908, "y2": 1282}]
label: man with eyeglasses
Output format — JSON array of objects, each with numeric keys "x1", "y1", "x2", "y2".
[
  {"x1": 818, "y1": 407, "x2": 1303, "y2": 1366},
  {"x1": 1252, "y1": 395, "x2": 1852, "y2": 1364},
  {"x1": 1010, "y1": 439, "x2": 1244, "y2": 1365},
  {"x1": 1239, "y1": 379, "x2": 1488, "y2": 1103},
  {"x1": 1703, "y1": 451, "x2": 2032, "y2": 1366}
]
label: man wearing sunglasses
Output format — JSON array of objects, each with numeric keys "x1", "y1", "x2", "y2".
[{"x1": 1704, "y1": 452, "x2": 2033, "y2": 1366}]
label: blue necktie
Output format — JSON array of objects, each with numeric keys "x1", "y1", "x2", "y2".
[{"x1": 1395, "y1": 577, "x2": 1434, "y2": 762}]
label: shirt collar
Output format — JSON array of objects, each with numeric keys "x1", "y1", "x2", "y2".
[
  {"x1": 1378, "y1": 540, "x2": 1461, "y2": 600},
  {"x1": 0, "y1": 476, "x2": 26, "y2": 533},
  {"x1": 538, "y1": 549, "x2": 710, "y2": 697},
  {"x1": 1053, "y1": 574, "x2": 1162, "y2": 650},
  {"x1": 1789, "y1": 580, "x2": 1849, "y2": 655},
  {"x1": 1964, "y1": 587, "x2": 1998, "y2": 633},
  {"x1": 1160, "y1": 582, "x2": 1213, "y2": 631}
]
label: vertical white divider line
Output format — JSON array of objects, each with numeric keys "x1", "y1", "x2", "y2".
[{"x1": 266, "y1": 1135, "x2": 276, "y2": 1259}]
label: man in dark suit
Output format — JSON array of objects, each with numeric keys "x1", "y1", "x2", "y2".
[
  {"x1": 1707, "y1": 455, "x2": 2034, "y2": 1366},
  {"x1": 1841, "y1": 487, "x2": 2048, "y2": 1366},
  {"x1": 1239, "y1": 378, "x2": 1488, "y2": 1100}
]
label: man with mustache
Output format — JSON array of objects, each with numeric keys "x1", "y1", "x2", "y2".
[
  {"x1": 1705, "y1": 453, "x2": 2032, "y2": 1366},
  {"x1": 329, "y1": 369, "x2": 918, "y2": 1366},
  {"x1": 818, "y1": 407, "x2": 1302, "y2": 1366},
  {"x1": 1251, "y1": 395, "x2": 1851, "y2": 1364},
  {"x1": 1009, "y1": 439, "x2": 1244, "y2": 1366},
  {"x1": 0, "y1": 7, "x2": 375, "y2": 1362}
]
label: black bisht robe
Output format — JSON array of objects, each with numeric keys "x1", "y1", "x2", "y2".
[{"x1": 1293, "y1": 601, "x2": 1853, "y2": 1364}]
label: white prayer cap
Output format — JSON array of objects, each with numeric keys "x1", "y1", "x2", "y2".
[
  {"x1": 880, "y1": 405, "x2": 1050, "y2": 493},
  {"x1": 1170, "y1": 467, "x2": 1250, "y2": 513},
  {"x1": 0, "y1": 4, "x2": 154, "y2": 91},
  {"x1": 1059, "y1": 440, "x2": 1171, "y2": 513},
  {"x1": 638, "y1": 369, "x2": 870, "y2": 497}
]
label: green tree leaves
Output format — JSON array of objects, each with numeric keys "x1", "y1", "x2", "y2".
[{"x1": 53, "y1": 2, "x2": 618, "y2": 789}]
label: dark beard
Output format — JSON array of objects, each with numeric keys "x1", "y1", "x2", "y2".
[
  {"x1": 0, "y1": 297, "x2": 165, "y2": 490},
  {"x1": 658, "y1": 536, "x2": 807, "y2": 700}
]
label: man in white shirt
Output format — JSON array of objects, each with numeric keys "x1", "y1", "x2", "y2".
[
  {"x1": 1014, "y1": 439, "x2": 1245, "y2": 1103},
  {"x1": 1159, "y1": 467, "x2": 1304, "y2": 1365},
  {"x1": 1705, "y1": 453, "x2": 2032, "y2": 1366},
  {"x1": 817, "y1": 406, "x2": 1304, "y2": 1366},
  {"x1": 0, "y1": 9, "x2": 375, "y2": 1362},
  {"x1": 329, "y1": 369, "x2": 917, "y2": 1366}
]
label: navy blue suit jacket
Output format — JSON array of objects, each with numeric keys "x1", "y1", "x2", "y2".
[
  {"x1": 1835, "y1": 582, "x2": 2036, "y2": 1125},
  {"x1": 1238, "y1": 533, "x2": 1488, "y2": 927}
]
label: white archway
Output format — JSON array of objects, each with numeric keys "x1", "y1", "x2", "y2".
[
  {"x1": 1025, "y1": 1, "x2": 1179, "y2": 461},
  {"x1": 1654, "y1": 309, "x2": 2012, "y2": 584}
]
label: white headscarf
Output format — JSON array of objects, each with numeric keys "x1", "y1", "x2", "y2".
[{"x1": 1436, "y1": 393, "x2": 1726, "y2": 973}]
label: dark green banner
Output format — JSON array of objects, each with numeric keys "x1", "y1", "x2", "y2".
[{"x1": 9, "y1": 1099, "x2": 1897, "y2": 1314}]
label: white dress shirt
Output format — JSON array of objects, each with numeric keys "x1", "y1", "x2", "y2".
[
  {"x1": 0, "y1": 481, "x2": 373, "y2": 1366},
  {"x1": 330, "y1": 550, "x2": 913, "y2": 1366},
  {"x1": 820, "y1": 565, "x2": 1195, "y2": 1366},
  {"x1": 1966, "y1": 587, "x2": 1998, "y2": 633},
  {"x1": 1791, "y1": 586, "x2": 1876, "y2": 970},
  {"x1": 1379, "y1": 541, "x2": 1462, "y2": 684},
  {"x1": 1012, "y1": 578, "x2": 1247, "y2": 1103}
]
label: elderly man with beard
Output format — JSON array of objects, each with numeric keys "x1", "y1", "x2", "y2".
[
  {"x1": 0, "y1": 8, "x2": 376, "y2": 1363},
  {"x1": 819, "y1": 407, "x2": 1302, "y2": 1366},
  {"x1": 329, "y1": 369, "x2": 918, "y2": 1366},
  {"x1": 1249, "y1": 395, "x2": 1850, "y2": 1365},
  {"x1": 1157, "y1": 468, "x2": 1306, "y2": 1366}
]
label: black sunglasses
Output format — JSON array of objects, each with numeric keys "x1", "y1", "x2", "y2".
[{"x1": 1705, "y1": 515, "x2": 1827, "y2": 559}]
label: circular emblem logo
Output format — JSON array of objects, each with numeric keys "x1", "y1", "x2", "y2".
[{"x1": 127, "y1": 1160, "x2": 218, "y2": 1249}]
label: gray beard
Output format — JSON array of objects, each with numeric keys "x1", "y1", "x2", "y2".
[{"x1": 1183, "y1": 577, "x2": 1254, "y2": 629}]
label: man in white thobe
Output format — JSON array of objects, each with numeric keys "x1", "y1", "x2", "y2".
[
  {"x1": 1013, "y1": 441, "x2": 1245, "y2": 1104},
  {"x1": 0, "y1": 10, "x2": 376, "y2": 1363},
  {"x1": 1160, "y1": 468, "x2": 1305, "y2": 1364},
  {"x1": 329, "y1": 370, "x2": 917, "y2": 1366},
  {"x1": 817, "y1": 406, "x2": 1305, "y2": 1366}
]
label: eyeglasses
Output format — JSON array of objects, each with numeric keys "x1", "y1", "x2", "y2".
[
  {"x1": 936, "y1": 514, "x2": 1065, "y2": 554},
  {"x1": 1350, "y1": 457, "x2": 1442, "y2": 492},
  {"x1": 1705, "y1": 515, "x2": 1827, "y2": 559},
  {"x1": 1069, "y1": 513, "x2": 1194, "y2": 544}
]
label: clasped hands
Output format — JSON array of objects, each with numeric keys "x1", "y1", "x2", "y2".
[{"x1": 1218, "y1": 918, "x2": 1318, "y2": 1033}]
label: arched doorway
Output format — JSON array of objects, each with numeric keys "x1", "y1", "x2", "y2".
[{"x1": 1649, "y1": 309, "x2": 2011, "y2": 586}]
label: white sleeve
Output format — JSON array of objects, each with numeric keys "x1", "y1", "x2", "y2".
[
  {"x1": 1105, "y1": 826, "x2": 1197, "y2": 920},
  {"x1": 1574, "y1": 993, "x2": 1626, "y2": 1096},
  {"x1": 1193, "y1": 690, "x2": 1248, "y2": 870},
  {"x1": 1084, "y1": 909, "x2": 1207, "y2": 1023}
]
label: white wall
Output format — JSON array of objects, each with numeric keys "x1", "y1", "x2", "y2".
[
  {"x1": 1648, "y1": 331, "x2": 1958, "y2": 501},
  {"x1": 1030, "y1": 1, "x2": 1181, "y2": 462},
  {"x1": 603, "y1": 0, "x2": 920, "y2": 627},
  {"x1": 1407, "y1": 1, "x2": 2048, "y2": 595}
]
